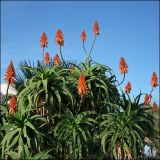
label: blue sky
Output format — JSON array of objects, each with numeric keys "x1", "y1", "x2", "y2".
[{"x1": 1, "y1": 1, "x2": 159, "y2": 103}]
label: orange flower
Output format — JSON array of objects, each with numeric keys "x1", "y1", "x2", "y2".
[
  {"x1": 93, "y1": 20, "x2": 100, "y2": 35},
  {"x1": 55, "y1": 29, "x2": 64, "y2": 46},
  {"x1": 70, "y1": 65, "x2": 75, "y2": 74},
  {"x1": 125, "y1": 82, "x2": 131, "y2": 93},
  {"x1": 8, "y1": 96, "x2": 17, "y2": 114},
  {"x1": 152, "y1": 102, "x2": 157, "y2": 112},
  {"x1": 40, "y1": 32, "x2": 48, "y2": 48},
  {"x1": 54, "y1": 54, "x2": 61, "y2": 65},
  {"x1": 44, "y1": 52, "x2": 50, "y2": 64},
  {"x1": 144, "y1": 94, "x2": 152, "y2": 105},
  {"x1": 119, "y1": 57, "x2": 128, "y2": 74},
  {"x1": 151, "y1": 72, "x2": 158, "y2": 88},
  {"x1": 81, "y1": 30, "x2": 86, "y2": 42},
  {"x1": 5, "y1": 61, "x2": 15, "y2": 85},
  {"x1": 77, "y1": 73, "x2": 88, "y2": 96}
]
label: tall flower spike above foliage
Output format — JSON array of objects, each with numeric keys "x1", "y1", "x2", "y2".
[
  {"x1": 44, "y1": 52, "x2": 50, "y2": 64},
  {"x1": 54, "y1": 54, "x2": 61, "y2": 65},
  {"x1": 8, "y1": 96, "x2": 17, "y2": 114},
  {"x1": 81, "y1": 30, "x2": 87, "y2": 42},
  {"x1": 93, "y1": 20, "x2": 100, "y2": 35},
  {"x1": 125, "y1": 82, "x2": 131, "y2": 93},
  {"x1": 78, "y1": 73, "x2": 88, "y2": 96},
  {"x1": 144, "y1": 94, "x2": 152, "y2": 105},
  {"x1": 119, "y1": 57, "x2": 128, "y2": 74},
  {"x1": 5, "y1": 61, "x2": 15, "y2": 85},
  {"x1": 152, "y1": 102, "x2": 157, "y2": 112},
  {"x1": 56, "y1": 29, "x2": 64, "y2": 46},
  {"x1": 151, "y1": 72, "x2": 158, "y2": 88},
  {"x1": 40, "y1": 32, "x2": 48, "y2": 48}
]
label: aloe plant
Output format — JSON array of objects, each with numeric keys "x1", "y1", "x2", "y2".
[
  {"x1": 0, "y1": 106, "x2": 47, "y2": 159},
  {"x1": 1, "y1": 20, "x2": 159, "y2": 159},
  {"x1": 100, "y1": 93, "x2": 155, "y2": 159},
  {"x1": 54, "y1": 107, "x2": 96, "y2": 159}
]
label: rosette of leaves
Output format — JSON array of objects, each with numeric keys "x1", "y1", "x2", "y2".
[
  {"x1": 54, "y1": 107, "x2": 96, "y2": 159},
  {"x1": 0, "y1": 106, "x2": 47, "y2": 159},
  {"x1": 67, "y1": 58, "x2": 119, "y2": 113},
  {"x1": 100, "y1": 93, "x2": 155, "y2": 159},
  {"x1": 17, "y1": 62, "x2": 74, "y2": 116}
]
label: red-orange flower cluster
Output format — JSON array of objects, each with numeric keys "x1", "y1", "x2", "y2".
[
  {"x1": 93, "y1": 21, "x2": 100, "y2": 35},
  {"x1": 152, "y1": 102, "x2": 157, "y2": 112},
  {"x1": 119, "y1": 57, "x2": 128, "y2": 74},
  {"x1": 144, "y1": 94, "x2": 152, "y2": 105},
  {"x1": 5, "y1": 61, "x2": 15, "y2": 85},
  {"x1": 81, "y1": 30, "x2": 86, "y2": 42},
  {"x1": 151, "y1": 72, "x2": 158, "y2": 88},
  {"x1": 55, "y1": 29, "x2": 64, "y2": 46},
  {"x1": 40, "y1": 32, "x2": 48, "y2": 48},
  {"x1": 8, "y1": 96, "x2": 17, "y2": 114},
  {"x1": 125, "y1": 82, "x2": 131, "y2": 93},
  {"x1": 54, "y1": 54, "x2": 61, "y2": 65},
  {"x1": 77, "y1": 73, "x2": 88, "y2": 96},
  {"x1": 44, "y1": 52, "x2": 50, "y2": 64}
]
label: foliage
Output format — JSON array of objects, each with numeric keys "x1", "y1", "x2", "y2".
[{"x1": 0, "y1": 21, "x2": 159, "y2": 160}]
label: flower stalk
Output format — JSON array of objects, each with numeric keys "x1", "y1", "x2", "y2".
[
  {"x1": 117, "y1": 74, "x2": 125, "y2": 87},
  {"x1": 60, "y1": 46, "x2": 66, "y2": 66},
  {"x1": 89, "y1": 35, "x2": 97, "y2": 59}
]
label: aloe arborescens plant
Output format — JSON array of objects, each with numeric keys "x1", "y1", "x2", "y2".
[{"x1": 0, "y1": 20, "x2": 159, "y2": 160}]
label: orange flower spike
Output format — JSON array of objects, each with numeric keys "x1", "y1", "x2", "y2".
[
  {"x1": 8, "y1": 96, "x2": 17, "y2": 114},
  {"x1": 119, "y1": 57, "x2": 128, "y2": 74},
  {"x1": 81, "y1": 30, "x2": 87, "y2": 42},
  {"x1": 54, "y1": 54, "x2": 61, "y2": 65},
  {"x1": 151, "y1": 72, "x2": 158, "y2": 88},
  {"x1": 55, "y1": 29, "x2": 64, "y2": 46},
  {"x1": 77, "y1": 73, "x2": 88, "y2": 96},
  {"x1": 44, "y1": 52, "x2": 50, "y2": 64},
  {"x1": 5, "y1": 61, "x2": 15, "y2": 85},
  {"x1": 40, "y1": 32, "x2": 48, "y2": 48},
  {"x1": 152, "y1": 102, "x2": 157, "y2": 112},
  {"x1": 125, "y1": 82, "x2": 131, "y2": 93},
  {"x1": 144, "y1": 94, "x2": 152, "y2": 105},
  {"x1": 93, "y1": 20, "x2": 100, "y2": 35}
]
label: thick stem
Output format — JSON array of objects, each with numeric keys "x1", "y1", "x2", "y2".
[
  {"x1": 89, "y1": 35, "x2": 97, "y2": 59},
  {"x1": 117, "y1": 74, "x2": 125, "y2": 87}
]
